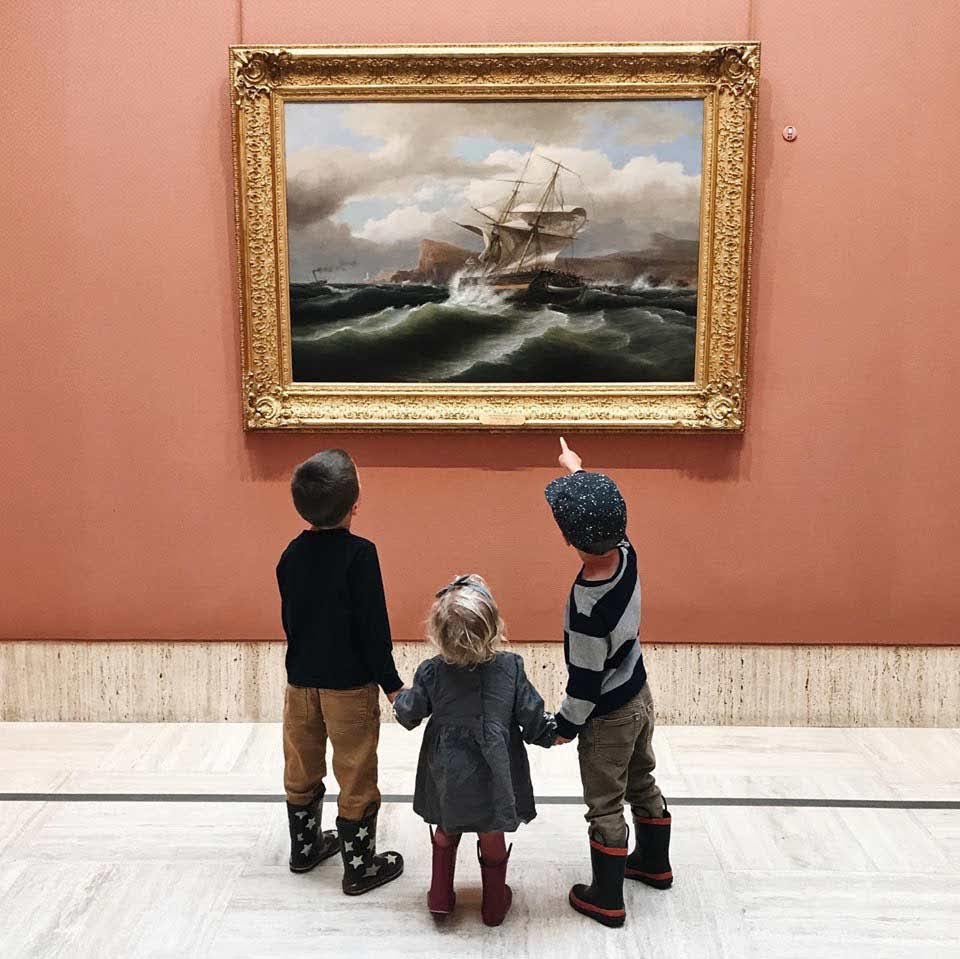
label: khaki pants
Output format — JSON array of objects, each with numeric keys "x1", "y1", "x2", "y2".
[
  {"x1": 577, "y1": 683, "x2": 664, "y2": 846},
  {"x1": 283, "y1": 683, "x2": 381, "y2": 820}
]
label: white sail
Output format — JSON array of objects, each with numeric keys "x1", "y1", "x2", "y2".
[
  {"x1": 476, "y1": 204, "x2": 504, "y2": 222},
  {"x1": 459, "y1": 156, "x2": 588, "y2": 276},
  {"x1": 509, "y1": 206, "x2": 586, "y2": 238},
  {"x1": 478, "y1": 224, "x2": 525, "y2": 271},
  {"x1": 481, "y1": 223, "x2": 570, "y2": 273}
]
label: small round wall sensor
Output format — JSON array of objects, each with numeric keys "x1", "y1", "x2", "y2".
[{"x1": 782, "y1": 126, "x2": 798, "y2": 142}]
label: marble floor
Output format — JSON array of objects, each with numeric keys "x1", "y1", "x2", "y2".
[{"x1": 0, "y1": 724, "x2": 958, "y2": 958}]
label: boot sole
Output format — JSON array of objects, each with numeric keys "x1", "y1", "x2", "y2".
[
  {"x1": 289, "y1": 841, "x2": 341, "y2": 873},
  {"x1": 625, "y1": 870, "x2": 673, "y2": 889},
  {"x1": 428, "y1": 892, "x2": 456, "y2": 916},
  {"x1": 343, "y1": 863, "x2": 404, "y2": 896},
  {"x1": 569, "y1": 890, "x2": 625, "y2": 928}
]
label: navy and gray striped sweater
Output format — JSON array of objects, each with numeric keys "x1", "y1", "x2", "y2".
[{"x1": 555, "y1": 540, "x2": 647, "y2": 740}]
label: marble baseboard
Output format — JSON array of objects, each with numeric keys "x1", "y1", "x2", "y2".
[{"x1": 0, "y1": 641, "x2": 957, "y2": 725}]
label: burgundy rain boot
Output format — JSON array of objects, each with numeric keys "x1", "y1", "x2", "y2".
[
  {"x1": 477, "y1": 841, "x2": 513, "y2": 927},
  {"x1": 427, "y1": 826, "x2": 460, "y2": 916},
  {"x1": 625, "y1": 802, "x2": 673, "y2": 889}
]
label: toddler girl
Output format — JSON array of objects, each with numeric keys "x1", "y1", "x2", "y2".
[{"x1": 393, "y1": 574, "x2": 555, "y2": 926}]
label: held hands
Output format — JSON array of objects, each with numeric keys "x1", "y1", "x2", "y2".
[
  {"x1": 386, "y1": 687, "x2": 407, "y2": 704},
  {"x1": 554, "y1": 735, "x2": 572, "y2": 746},
  {"x1": 558, "y1": 436, "x2": 582, "y2": 474}
]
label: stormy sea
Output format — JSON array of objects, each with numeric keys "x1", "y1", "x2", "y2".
[{"x1": 289, "y1": 278, "x2": 696, "y2": 383}]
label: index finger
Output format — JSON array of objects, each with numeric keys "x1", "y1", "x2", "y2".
[{"x1": 559, "y1": 436, "x2": 569, "y2": 452}]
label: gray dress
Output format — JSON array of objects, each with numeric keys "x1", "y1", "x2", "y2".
[{"x1": 393, "y1": 651, "x2": 556, "y2": 834}]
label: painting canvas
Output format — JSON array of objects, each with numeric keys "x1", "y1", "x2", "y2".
[{"x1": 284, "y1": 100, "x2": 703, "y2": 384}]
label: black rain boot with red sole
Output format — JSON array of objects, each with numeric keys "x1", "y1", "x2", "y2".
[
  {"x1": 569, "y1": 838, "x2": 627, "y2": 928},
  {"x1": 626, "y1": 803, "x2": 673, "y2": 889}
]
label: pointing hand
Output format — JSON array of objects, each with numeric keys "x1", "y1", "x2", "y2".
[{"x1": 558, "y1": 436, "x2": 582, "y2": 474}]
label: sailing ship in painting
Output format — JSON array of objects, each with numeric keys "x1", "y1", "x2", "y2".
[{"x1": 457, "y1": 156, "x2": 587, "y2": 304}]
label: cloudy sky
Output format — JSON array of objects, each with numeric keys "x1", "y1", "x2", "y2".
[{"x1": 284, "y1": 99, "x2": 703, "y2": 282}]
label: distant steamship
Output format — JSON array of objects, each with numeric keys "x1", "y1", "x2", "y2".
[{"x1": 457, "y1": 155, "x2": 587, "y2": 303}]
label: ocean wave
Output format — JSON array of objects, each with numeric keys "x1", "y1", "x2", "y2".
[
  {"x1": 290, "y1": 284, "x2": 447, "y2": 325},
  {"x1": 444, "y1": 271, "x2": 513, "y2": 312},
  {"x1": 289, "y1": 282, "x2": 696, "y2": 383},
  {"x1": 428, "y1": 306, "x2": 575, "y2": 380},
  {"x1": 562, "y1": 287, "x2": 697, "y2": 320},
  {"x1": 450, "y1": 308, "x2": 694, "y2": 383},
  {"x1": 292, "y1": 302, "x2": 526, "y2": 382},
  {"x1": 298, "y1": 305, "x2": 413, "y2": 341}
]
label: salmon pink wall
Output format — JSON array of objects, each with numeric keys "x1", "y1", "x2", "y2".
[{"x1": 2, "y1": 1, "x2": 959, "y2": 645}]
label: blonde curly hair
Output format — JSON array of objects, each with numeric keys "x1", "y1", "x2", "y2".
[{"x1": 428, "y1": 573, "x2": 506, "y2": 667}]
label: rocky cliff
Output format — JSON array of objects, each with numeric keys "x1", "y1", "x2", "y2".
[{"x1": 388, "y1": 239, "x2": 474, "y2": 284}]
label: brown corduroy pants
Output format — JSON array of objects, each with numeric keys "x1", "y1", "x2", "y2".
[
  {"x1": 282, "y1": 682, "x2": 381, "y2": 820},
  {"x1": 577, "y1": 683, "x2": 665, "y2": 846}
]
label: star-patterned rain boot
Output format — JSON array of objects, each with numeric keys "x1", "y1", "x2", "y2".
[
  {"x1": 336, "y1": 806, "x2": 404, "y2": 896},
  {"x1": 626, "y1": 802, "x2": 673, "y2": 889},
  {"x1": 287, "y1": 789, "x2": 340, "y2": 873},
  {"x1": 568, "y1": 837, "x2": 627, "y2": 928}
]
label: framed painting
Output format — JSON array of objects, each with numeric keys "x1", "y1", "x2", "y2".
[{"x1": 231, "y1": 43, "x2": 759, "y2": 430}]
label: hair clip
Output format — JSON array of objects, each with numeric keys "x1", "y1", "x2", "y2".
[{"x1": 435, "y1": 574, "x2": 486, "y2": 599}]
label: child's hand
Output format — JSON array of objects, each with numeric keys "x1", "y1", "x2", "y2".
[
  {"x1": 558, "y1": 437, "x2": 582, "y2": 474},
  {"x1": 554, "y1": 734, "x2": 572, "y2": 746},
  {"x1": 386, "y1": 687, "x2": 407, "y2": 704}
]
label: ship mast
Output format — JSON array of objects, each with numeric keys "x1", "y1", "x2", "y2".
[
  {"x1": 496, "y1": 152, "x2": 532, "y2": 225},
  {"x1": 478, "y1": 153, "x2": 534, "y2": 276},
  {"x1": 516, "y1": 159, "x2": 563, "y2": 273}
]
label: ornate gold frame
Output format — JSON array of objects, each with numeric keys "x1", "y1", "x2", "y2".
[{"x1": 231, "y1": 43, "x2": 759, "y2": 430}]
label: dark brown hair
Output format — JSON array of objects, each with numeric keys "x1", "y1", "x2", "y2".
[{"x1": 290, "y1": 449, "x2": 359, "y2": 528}]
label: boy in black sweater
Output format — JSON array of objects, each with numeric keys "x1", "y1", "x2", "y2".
[{"x1": 277, "y1": 448, "x2": 405, "y2": 895}]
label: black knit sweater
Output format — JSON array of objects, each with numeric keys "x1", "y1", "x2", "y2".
[{"x1": 276, "y1": 528, "x2": 403, "y2": 693}]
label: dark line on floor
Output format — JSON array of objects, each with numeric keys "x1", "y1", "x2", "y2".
[{"x1": 0, "y1": 793, "x2": 956, "y2": 809}]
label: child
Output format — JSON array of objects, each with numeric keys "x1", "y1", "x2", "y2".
[
  {"x1": 392, "y1": 574, "x2": 555, "y2": 926},
  {"x1": 545, "y1": 438, "x2": 673, "y2": 928},
  {"x1": 277, "y1": 448, "x2": 404, "y2": 895}
]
